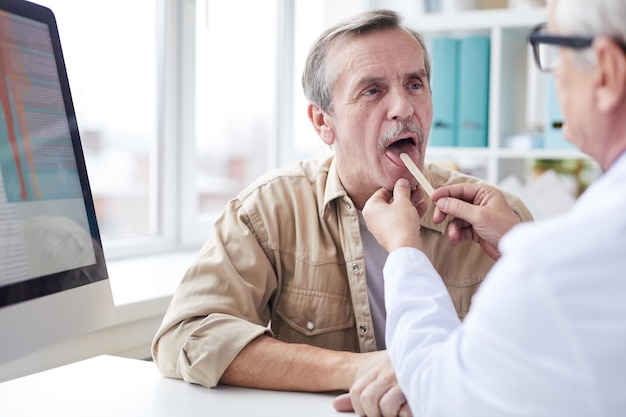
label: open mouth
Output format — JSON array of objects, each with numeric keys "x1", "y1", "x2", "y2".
[{"x1": 384, "y1": 137, "x2": 417, "y2": 167}]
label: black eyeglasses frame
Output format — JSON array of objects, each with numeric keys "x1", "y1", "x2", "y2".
[{"x1": 528, "y1": 23, "x2": 594, "y2": 72}]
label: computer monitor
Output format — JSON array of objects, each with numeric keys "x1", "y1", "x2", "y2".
[{"x1": 0, "y1": 0, "x2": 115, "y2": 368}]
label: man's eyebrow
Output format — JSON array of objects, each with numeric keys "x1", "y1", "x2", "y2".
[
  {"x1": 349, "y1": 69, "x2": 429, "y2": 96},
  {"x1": 353, "y1": 70, "x2": 428, "y2": 89},
  {"x1": 407, "y1": 69, "x2": 428, "y2": 80},
  {"x1": 351, "y1": 76, "x2": 385, "y2": 94}
]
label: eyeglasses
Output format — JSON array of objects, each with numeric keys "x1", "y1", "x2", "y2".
[{"x1": 528, "y1": 23, "x2": 594, "y2": 72}]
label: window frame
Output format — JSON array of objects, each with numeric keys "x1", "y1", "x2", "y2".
[
  {"x1": 101, "y1": 0, "x2": 181, "y2": 259},
  {"x1": 177, "y1": 0, "x2": 296, "y2": 248},
  {"x1": 106, "y1": 0, "x2": 365, "y2": 259}
]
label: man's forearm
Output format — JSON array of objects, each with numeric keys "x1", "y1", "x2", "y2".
[{"x1": 219, "y1": 335, "x2": 379, "y2": 392}]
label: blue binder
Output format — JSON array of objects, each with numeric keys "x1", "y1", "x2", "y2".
[
  {"x1": 457, "y1": 36, "x2": 490, "y2": 147},
  {"x1": 544, "y1": 74, "x2": 575, "y2": 149},
  {"x1": 429, "y1": 38, "x2": 458, "y2": 147}
]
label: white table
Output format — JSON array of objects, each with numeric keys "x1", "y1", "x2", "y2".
[{"x1": 0, "y1": 355, "x2": 353, "y2": 417}]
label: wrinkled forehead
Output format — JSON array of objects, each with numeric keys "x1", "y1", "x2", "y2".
[
  {"x1": 326, "y1": 28, "x2": 426, "y2": 84},
  {"x1": 328, "y1": 27, "x2": 423, "y2": 59}
]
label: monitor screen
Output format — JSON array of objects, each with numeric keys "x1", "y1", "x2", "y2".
[{"x1": 0, "y1": 0, "x2": 114, "y2": 369}]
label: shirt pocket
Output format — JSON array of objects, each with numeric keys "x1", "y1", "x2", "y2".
[{"x1": 273, "y1": 285, "x2": 356, "y2": 351}]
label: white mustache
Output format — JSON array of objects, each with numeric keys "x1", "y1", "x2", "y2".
[{"x1": 378, "y1": 120, "x2": 424, "y2": 152}]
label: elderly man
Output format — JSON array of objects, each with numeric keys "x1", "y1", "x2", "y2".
[
  {"x1": 152, "y1": 9, "x2": 532, "y2": 416},
  {"x1": 361, "y1": 0, "x2": 626, "y2": 415}
]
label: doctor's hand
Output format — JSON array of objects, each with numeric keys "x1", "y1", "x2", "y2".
[
  {"x1": 431, "y1": 183, "x2": 522, "y2": 260},
  {"x1": 333, "y1": 356, "x2": 412, "y2": 417},
  {"x1": 362, "y1": 178, "x2": 427, "y2": 253}
]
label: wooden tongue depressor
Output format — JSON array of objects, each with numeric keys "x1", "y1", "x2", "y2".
[{"x1": 399, "y1": 153, "x2": 435, "y2": 197}]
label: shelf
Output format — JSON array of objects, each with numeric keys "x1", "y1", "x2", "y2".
[
  {"x1": 407, "y1": 5, "x2": 579, "y2": 187},
  {"x1": 427, "y1": 147, "x2": 589, "y2": 161},
  {"x1": 427, "y1": 146, "x2": 491, "y2": 158},
  {"x1": 409, "y1": 8, "x2": 546, "y2": 32},
  {"x1": 495, "y1": 148, "x2": 589, "y2": 160}
]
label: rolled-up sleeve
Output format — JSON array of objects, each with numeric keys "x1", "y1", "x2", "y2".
[{"x1": 152, "y1": 198, "x2": 276, "y2": 388}]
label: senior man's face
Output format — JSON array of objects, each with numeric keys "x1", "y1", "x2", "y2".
[{"x1": 320, "y1": 28, "x2": 432, "y2": 209}]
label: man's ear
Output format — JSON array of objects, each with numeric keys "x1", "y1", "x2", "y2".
[
  {"x1": 593, "y1": 37, "x2": 626, "y2": 113},
  {"x1": 308, "y1": 103, "x2": 335, "y2": 146}
]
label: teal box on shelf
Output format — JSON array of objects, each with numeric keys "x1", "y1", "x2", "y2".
[
  {"x1": 457, "y1": 36, "x2": 490, "y2": 147},
  {"x1": 429, "y1": 37, "x2": 459, "y2": 147},
  {"x1": 544, "y1": 74, "x2": 575, "y2": 149}
]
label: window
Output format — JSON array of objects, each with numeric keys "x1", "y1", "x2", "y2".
[
  {"x1": 34, "y1": 0, "x2": 164, "y2": 257},
  {"x1": 32, "y1": 0, "x2": 367, "y2": 259},
  {"x1": 193, "y1": 0, "x2": 278, "y2": 215},
  {"x1": 185, "y1": 0, "x2": 362, "y2": 244}
]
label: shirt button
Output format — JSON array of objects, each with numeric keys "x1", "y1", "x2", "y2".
[
  {"x1": 351, "y1": 263, "x2": 360, "y2": 272},
  {"x1": 306, "y1": 321, "x2": 315, "y2": 331},
  {"x1": 359, "y1": 324, "x2": 367, "y2": 333}
]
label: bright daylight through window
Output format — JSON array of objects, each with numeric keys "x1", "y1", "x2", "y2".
[
  {"x1": 194, "y1": 0, "x2": 277, "y2": 214},
  {"x1": 34, "y1": 0, "x2": 159, "y2": 243},
  {"x1": 31, "y1": 0, "x2": 363, "y2": 256}
]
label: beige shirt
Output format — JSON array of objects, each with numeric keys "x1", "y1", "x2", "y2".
[{"x1": 152, "y1": 155, "x2": 532, "y2": 388}]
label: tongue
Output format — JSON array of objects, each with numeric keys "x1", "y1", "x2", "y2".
[{"x1": 385, "y1": 141, "x2": 415, "y2": 167}]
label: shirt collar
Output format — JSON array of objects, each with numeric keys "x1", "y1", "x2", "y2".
[
  {"x1": 321, "y1": 156, "x2": 447, "y2": 234},
  {"x1": 321, "y1": 156, "x2": 347, "y2": 217}
]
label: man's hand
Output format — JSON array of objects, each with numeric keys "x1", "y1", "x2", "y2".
[
  {"x1": 333, "y1": 357, "x2": 411, "y2": 417},
  {"x1": 431, "y1": 183, "x2": 522, "y2": 260},
  {"x1": 362, "y1": 178, "x2": 427, "y2": 253}
]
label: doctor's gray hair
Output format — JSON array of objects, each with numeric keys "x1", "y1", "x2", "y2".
[{"x1": 554, "y1": 0, "x2": 626, "y2": 70}]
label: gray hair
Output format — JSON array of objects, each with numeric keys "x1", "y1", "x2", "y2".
[
  {"x1": 301, "y1": 9, "x2": 431, "y2": 115},
  {"x1": 554, "y1": 0, "x2": 626, "y2": 70}
]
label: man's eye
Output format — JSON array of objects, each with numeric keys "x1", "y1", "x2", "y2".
[
  {"x1": 363, "y1": 87, "x2": 379, "y2": 96},
  {"x1": 409, "y1": 82, "x2": 423, "y2": 90}
]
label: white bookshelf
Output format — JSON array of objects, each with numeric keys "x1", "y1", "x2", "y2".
[{"x1": 405, "y1": 7, "x2": 593, "y2": 186}]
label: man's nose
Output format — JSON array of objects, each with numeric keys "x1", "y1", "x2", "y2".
[{"x1": 388, "y1": 88, "x2": 413, "y2": 120}]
